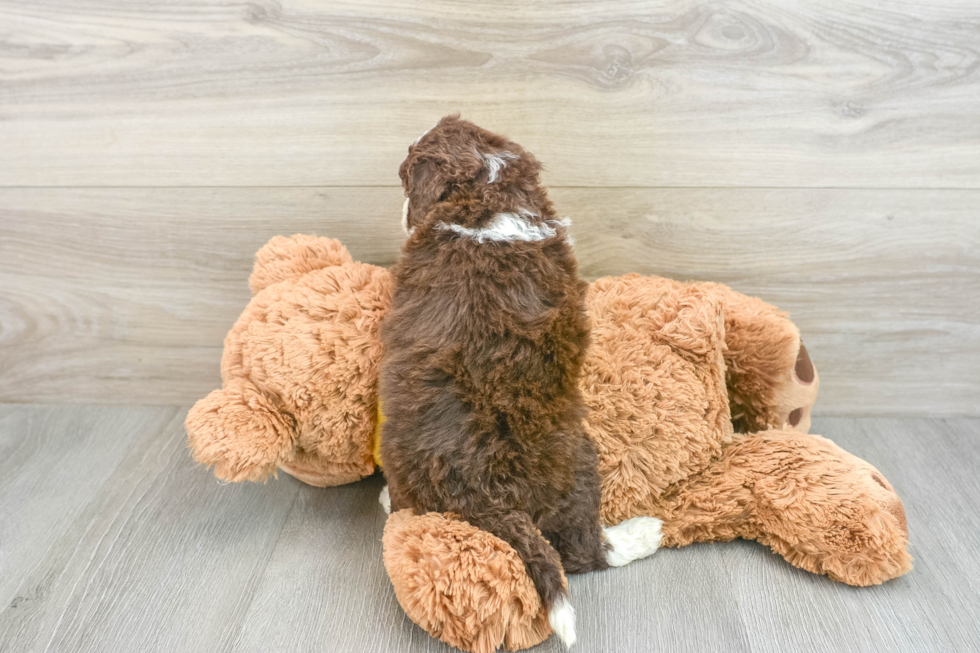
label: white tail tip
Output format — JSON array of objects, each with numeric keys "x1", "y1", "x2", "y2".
[
  {"x1": 379, "y1": 485, "x2": 391, "y2": 514},
  {"x1": 548, "y1": 596, "x2": 576, "y2": 648},
  {"x1": 604, "y1": 516, "x2": 663, "y2": 567}
]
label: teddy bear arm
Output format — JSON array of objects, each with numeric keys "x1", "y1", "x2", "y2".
[
  {"x1": 185, "y1": 378, "x2": 298, "y2": 482},
  {"x1": 657, "y1": 429, "x2": 911, "y2": 586}
]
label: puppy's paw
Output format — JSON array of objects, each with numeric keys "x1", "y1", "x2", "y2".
[
  {"x1": 379, "y1": 485, "x2": 391, "y2": 514},
  {"x1": 604, "y1": 516, "x2": 663, "y2": 567},
  {"x1": 548, "y1": 596, "x2": 576, "y2": 648}
]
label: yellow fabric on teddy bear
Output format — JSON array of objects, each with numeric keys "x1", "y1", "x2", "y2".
[{"x1": 372, "y1": 402, "x2": 385, "y2": 468}]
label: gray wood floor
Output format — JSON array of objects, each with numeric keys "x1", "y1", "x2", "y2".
[{"x1": 0, "y1": 407, "x2": 977, "y2": 652}]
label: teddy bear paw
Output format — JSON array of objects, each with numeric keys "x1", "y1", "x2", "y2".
[{"x1": 383, "y1": 510, "x2": 553, "y2": 653}]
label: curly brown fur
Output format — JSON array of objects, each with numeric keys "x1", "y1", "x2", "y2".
[{"x1": 380, "y1": 116, "x2": 608, "y2": 617}]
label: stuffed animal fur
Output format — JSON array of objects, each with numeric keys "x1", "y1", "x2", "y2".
[{"x1": 186, "y1": 234, "x2": 912, "y2": 653}]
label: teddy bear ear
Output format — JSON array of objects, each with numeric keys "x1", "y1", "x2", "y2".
[{"x1": 248, "y1": 234, "x2": 353, "y2": 295}]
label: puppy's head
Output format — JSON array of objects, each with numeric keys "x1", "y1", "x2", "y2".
[{"x1": 398, "y1": 115, "x2": 543, "y2": 233}]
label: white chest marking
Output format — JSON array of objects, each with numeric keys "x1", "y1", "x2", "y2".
[{"x1": 439, "y1": 212, "x2": 571, "y2": 244}]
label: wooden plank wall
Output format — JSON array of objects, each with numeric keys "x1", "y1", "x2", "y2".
[{"x1": 1, "y1": 1, "x2": 978, "y2": 414}]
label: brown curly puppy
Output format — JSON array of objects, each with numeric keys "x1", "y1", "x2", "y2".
[{"x1": 379, "y1": 115, "x2": 662, "y2": 647}]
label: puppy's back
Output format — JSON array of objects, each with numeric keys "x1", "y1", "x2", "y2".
[{"x1": 381, "y1": 116, "x2": 591, "y2": 644}]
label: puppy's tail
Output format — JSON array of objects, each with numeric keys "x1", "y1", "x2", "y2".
[{"x1": 469, "y1": 511, "x2": 575, "y2": 648}]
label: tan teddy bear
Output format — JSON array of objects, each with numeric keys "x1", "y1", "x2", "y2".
[{"x1": 187, "y1": 234, "x2": 911, "y2": 653}]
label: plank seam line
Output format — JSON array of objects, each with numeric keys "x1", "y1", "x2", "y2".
[
  {"x1": 224, "y1": 480, "x2": 303, "y2": 652},
  {"x1": 1, "y1": 186, "x2": 980, "y2": 191}
]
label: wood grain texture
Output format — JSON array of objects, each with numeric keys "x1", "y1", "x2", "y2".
[
  {"x1": 0, "y1": 405, "x2": 301, "y2": 653},
  {"x1": 1, "y1": 0, "x2": 979, "y2": 187},
  {"x1": 0, "y1": 405, "x2": 178, "y2": 610},
  {"x1": 1, "y1": 187, "x2": 976, "y2": 414},
  {"x1": 1, "y1": 408, "x2": 978, "y2": 652},
  {"x1": 231, "y1": 474, "x2": 457, "y2": 653},
  {"x1": 726, "y1": 417, "x2": 980, "y2": 653}
]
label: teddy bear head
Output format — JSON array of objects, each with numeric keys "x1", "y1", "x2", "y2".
[{"x1": 186, "y1": 235, "x2": 392, "y2": 486}]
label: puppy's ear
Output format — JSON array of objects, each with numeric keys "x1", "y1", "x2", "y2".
[
  {"x1": 403, "y1": 156, "x2": 447, "y2": 231},
  {"x1": 402, "y1": 153, "x2": 484, "y2": 230},
  {"x1": 400, "y1": 115, "x2": 489, "y2": 229}
]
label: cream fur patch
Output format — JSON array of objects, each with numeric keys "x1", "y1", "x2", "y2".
[
  {"x1": 379, "y1": 485, "x2": 391, "y2": 514},
  {"x1": 414, "y1": 126, "x2": 433, "y2": 145},
  {"x1": 604, "y1": 516, "x2": 663, "y2": 567},
  {"x1": 440, "y1": 212, "x2": 571, "y2": 244},
  {"x1": 478, "y1": 150, "x2": 519, "y2": 183},
  {"x1": 401, "y1": 198, "x2": 410, "y2": 234},
  {"x1": 548, "y1": 596, "x2": 576, "y2": 648}
]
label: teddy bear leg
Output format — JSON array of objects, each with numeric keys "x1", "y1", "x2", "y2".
[
  {"x1": 185, "y1": 378, "x2": 298, "y2": 483},
  {"x1": 657, "y1": 429, "x2": 911, "y2": 586},
  {"x1": 703, "y1": 283, "x2": 819, "y2": 433},
  {"x1": 277, "y1": 450, "x2": 374, "y2": 487},
  {"x1": 382, "y1": 510, "x2": 553, "y2": 653}
]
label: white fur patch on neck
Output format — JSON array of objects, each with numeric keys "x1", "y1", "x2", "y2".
[
  {"x1": 401, "y1": 198, "x2": 411, "y2": 234},
  {"x1": 478, "y1": 150, "x2": 519, "y2": 183},
  {"x1": 439, "y1": 212, "x2": 571, "y2": 244},
  {"x1": 414, "y1": 126, "x2": 433, "y2": 145}
]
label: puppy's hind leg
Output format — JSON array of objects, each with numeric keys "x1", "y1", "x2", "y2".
[
  {"x1": 543, "y1": 433, "x2": 615, "y2": 574},
  {"x1": 550, "y1": 434, "x2": 664, "y2": 568}
]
